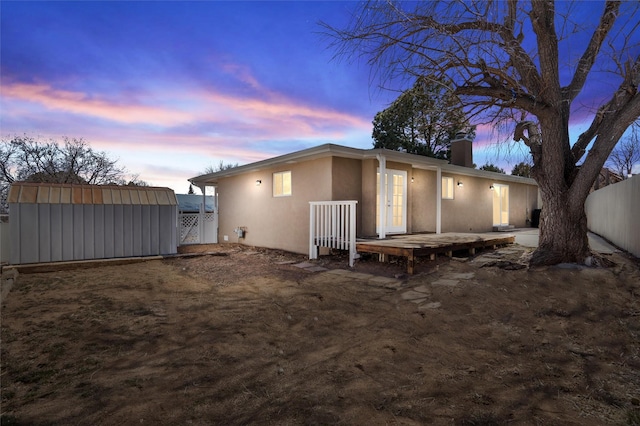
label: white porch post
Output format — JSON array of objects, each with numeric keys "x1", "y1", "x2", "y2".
[
  {"x1": 377, "y1": 153, "x2": 387, "y2": 239},
  {"x1": 436, "y1": 166, "x2": 442, "y2": 234},
  {"x1": 200, "y1": 186, "x2": 206, "y2": 242}
]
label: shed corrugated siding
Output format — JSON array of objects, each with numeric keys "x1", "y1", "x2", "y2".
[{"x1": 9, "y1": 183, "x2": 178, "y2": 264}]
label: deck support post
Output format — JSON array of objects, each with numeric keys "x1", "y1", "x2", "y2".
[{"x1": 407, "y1": 253, "x2": 415, "y2": 275}]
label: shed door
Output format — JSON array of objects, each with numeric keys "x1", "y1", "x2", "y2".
[{"x1": 377, "y1": 169, "x2": 407, "y2": 234}]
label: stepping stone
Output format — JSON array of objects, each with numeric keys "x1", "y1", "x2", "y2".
[
  {"x1": 498, "y1": 249, "x2": 522, "y2": 255},
  {"x1": 470, "y1": 257, "x2": 496, "y2": 267},
  {"x1": 413, "y1": 284, "x2": 431, "y2": 294},
  {"x1": 369, "y1": 277, "x2": 398, "y2": 284},
  {"x1": 432, "y1": 278, "x2": 460, "y2": 287},
  {"x1": 369, "y1": 276, "x2": 400, "y2": 286},
  {"x1": 306, "y1": 266, "x2": 328, "y2": 272},
  {"x1": 326, "y1": 269, "x2": 352, "y2": 276},
  {"x1": 293, "y1": 262, "x2": 315, "y2": 269},
  {"x1": 450, "y1": 273, "x2": 475, "y2": 280},
  {"x1": 349, "y1": 272, "x2": 375, "y2": 280},
  {"x1": 275, "y1": 260, "x2": 298, "y2": 265},
  {"x1": 418, "y1": 301, "x2": 442, "y2": 310},
  {"x1": 401, "y1": 290, "x2": 430, "y2": 301},
  {"x1": 382, "y1": 281, "x2": 403, "y2": 290}
]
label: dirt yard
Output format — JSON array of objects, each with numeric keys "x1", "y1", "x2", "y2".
[{"x1": 2, "y1": 243, "x2": 640, "y2": 425}]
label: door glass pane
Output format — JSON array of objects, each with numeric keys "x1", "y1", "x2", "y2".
[
  {"x1": 392, "y1": 174, "x2": 403, "y2": 227},
  {"x1": 492, "y1": 186, "x2": 500, "y2": 225},
  {"x1": 501, "y1": 186, "x2": 509, "y2": 224},
  {"x1": 492, "y1": 184, "x2": 509, "y2": 226}
]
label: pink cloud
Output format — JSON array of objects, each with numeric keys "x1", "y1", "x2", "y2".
[
  {"x1": 191, "y1": 62, "x2": 372, "y2": 137},
  {"x1": 2, "y1": 77, "x2": 371, "y2": 143},
  {"x1": 3, "y1": 82, "x2": 194, "y2": 126},
  {"x1": 196, "y1": 90, "x2": 370, "y2": 135},
  {"x1": 219, "y1": 62, "x2": 262, "y2": 90}
]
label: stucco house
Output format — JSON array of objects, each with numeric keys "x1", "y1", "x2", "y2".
[{"x1": 189, "y1": 137, "x2": 539, "y2": 258}]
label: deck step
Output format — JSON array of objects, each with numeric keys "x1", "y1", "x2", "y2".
[{"x1": 493, "y1": 225, "x2": 515, "y2": 232}]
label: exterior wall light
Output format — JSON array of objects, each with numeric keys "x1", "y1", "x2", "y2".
[
  {"x1": 489, "y1": 185, "x2": 494, "y2": 190},
  {"x1": 256, "y1": 180, "x2": 262, "y2": 186},
  {"x1": 411, "y1": 176, "x2": 415, "y2": 183},
  {"x1": 457, "y1": 181, "x2": 463, "y2": 187}
]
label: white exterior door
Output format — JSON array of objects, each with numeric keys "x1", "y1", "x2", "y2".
[
  {"x1": 377, "y1": 169, "x2": 407, "y2": 234},
  {"x1": 492, "y1": 184, "x2": 509, "y2": 226}
]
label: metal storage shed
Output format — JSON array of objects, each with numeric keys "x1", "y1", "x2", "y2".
[{"x1": 8, "y1": 183, "x2": 178, "y2": 264}]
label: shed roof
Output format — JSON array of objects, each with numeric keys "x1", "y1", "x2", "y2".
[{"x1": 8, "y1": 183, "x2": 177, "y2": 206}]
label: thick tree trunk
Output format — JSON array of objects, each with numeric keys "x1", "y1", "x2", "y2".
[
  {"x1": 531, "y1": 189, "x2": 591, "y2": 266},
  {"x1": 528, "y1": 107, "x2": 594, "y2": 267}
]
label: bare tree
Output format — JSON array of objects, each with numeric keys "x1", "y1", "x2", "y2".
[
  {"x1": 607, "y1": 123, "x2": 640, "y2": 178},
  {"x1": 324, "y1": 0, "x2": 640, "y2": 266},
  {"x1": 201, "y1": 161, "x2": 240, "y2": 175},
  {"x1": 1, "y1": 135, "x2": 143, "y2": 212}
]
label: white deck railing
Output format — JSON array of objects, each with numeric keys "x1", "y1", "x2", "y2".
[{"x1": 309, "y1": 200, "x2": 358, "y2": 267}]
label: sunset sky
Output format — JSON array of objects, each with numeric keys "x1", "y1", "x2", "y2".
[{"x1": 1, "y1": 1, "x2": 636, "y2": 193}]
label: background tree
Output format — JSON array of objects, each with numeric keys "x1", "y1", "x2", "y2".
[
  {"x1": 606, "y1": 123, "x2": 640, "y2": 178},
  {"x1": 479, "y1": 163, "x2": 505, "y2": 174},
  {"x1": 511, "y1": 162, "x2": 532, "y2": 178},
  {"x1": 201, "y1": 160, "x2": 240, "y2": 175},
  {"x1": 0, "y1": 135, "x2": 144, "y2": 213},
  {"x1": 372, "y1": 77, "x2": 475, "y2": 159},
  {"x1": 325, "y1": 1, "x2": 640, "y2": 266}
]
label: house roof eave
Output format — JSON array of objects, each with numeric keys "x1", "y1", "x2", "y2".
[
  {"x1": 441, "y1": 163, "x2": 538, "y2": 185},
  {"x1": 188, "y1": 142, "x2": 536, "y2": 186},
  {"x1": 365, "y1": 148, "x2": 448, "y2": 170},
  {"x1": 189, "y1": 143, "x2": 366, "y2": 186}
]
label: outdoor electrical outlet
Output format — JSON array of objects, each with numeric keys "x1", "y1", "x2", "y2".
[{"x1": 223, "y1": 235, "x2": 229, "y2": 241}]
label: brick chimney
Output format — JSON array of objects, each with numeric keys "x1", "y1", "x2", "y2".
[{"x1": 450, "y1": 132, "x2": 473, "y2": 168}]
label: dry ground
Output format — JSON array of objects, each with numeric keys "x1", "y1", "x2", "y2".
[{"x1": 1, "y1": 243, "x2": 640, "y2": 425}]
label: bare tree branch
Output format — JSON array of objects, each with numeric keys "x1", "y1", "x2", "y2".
[
  {"x1": 571, "y1": 54, "x2": 640, "y2": 163},
  {"x1": 562, "y1": 1, "x2": 620, "y2": 102}
]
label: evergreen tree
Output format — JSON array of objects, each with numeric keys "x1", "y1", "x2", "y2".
[
  {"x1": 372, "y1": 77, "x2": 474, "y2": 160},
  {"x1": 511, "y1": 162, "x2": 532, "y2": 178}
]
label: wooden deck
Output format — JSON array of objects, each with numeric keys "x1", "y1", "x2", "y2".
[{"x1": 356, "y1": 232, "x2": 515, "y2": 274}]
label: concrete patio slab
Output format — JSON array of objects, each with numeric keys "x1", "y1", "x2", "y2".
[{"x1": 512, "y1": 229, "x2": 619, "y2": 254}]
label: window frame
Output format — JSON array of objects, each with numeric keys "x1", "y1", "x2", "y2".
[
  {"x1": 272, "y1": 170, "x2": 292, "y2": 197},
  {"x1": 441, "y1": 176, "x2": 454, "y2": 200}
]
